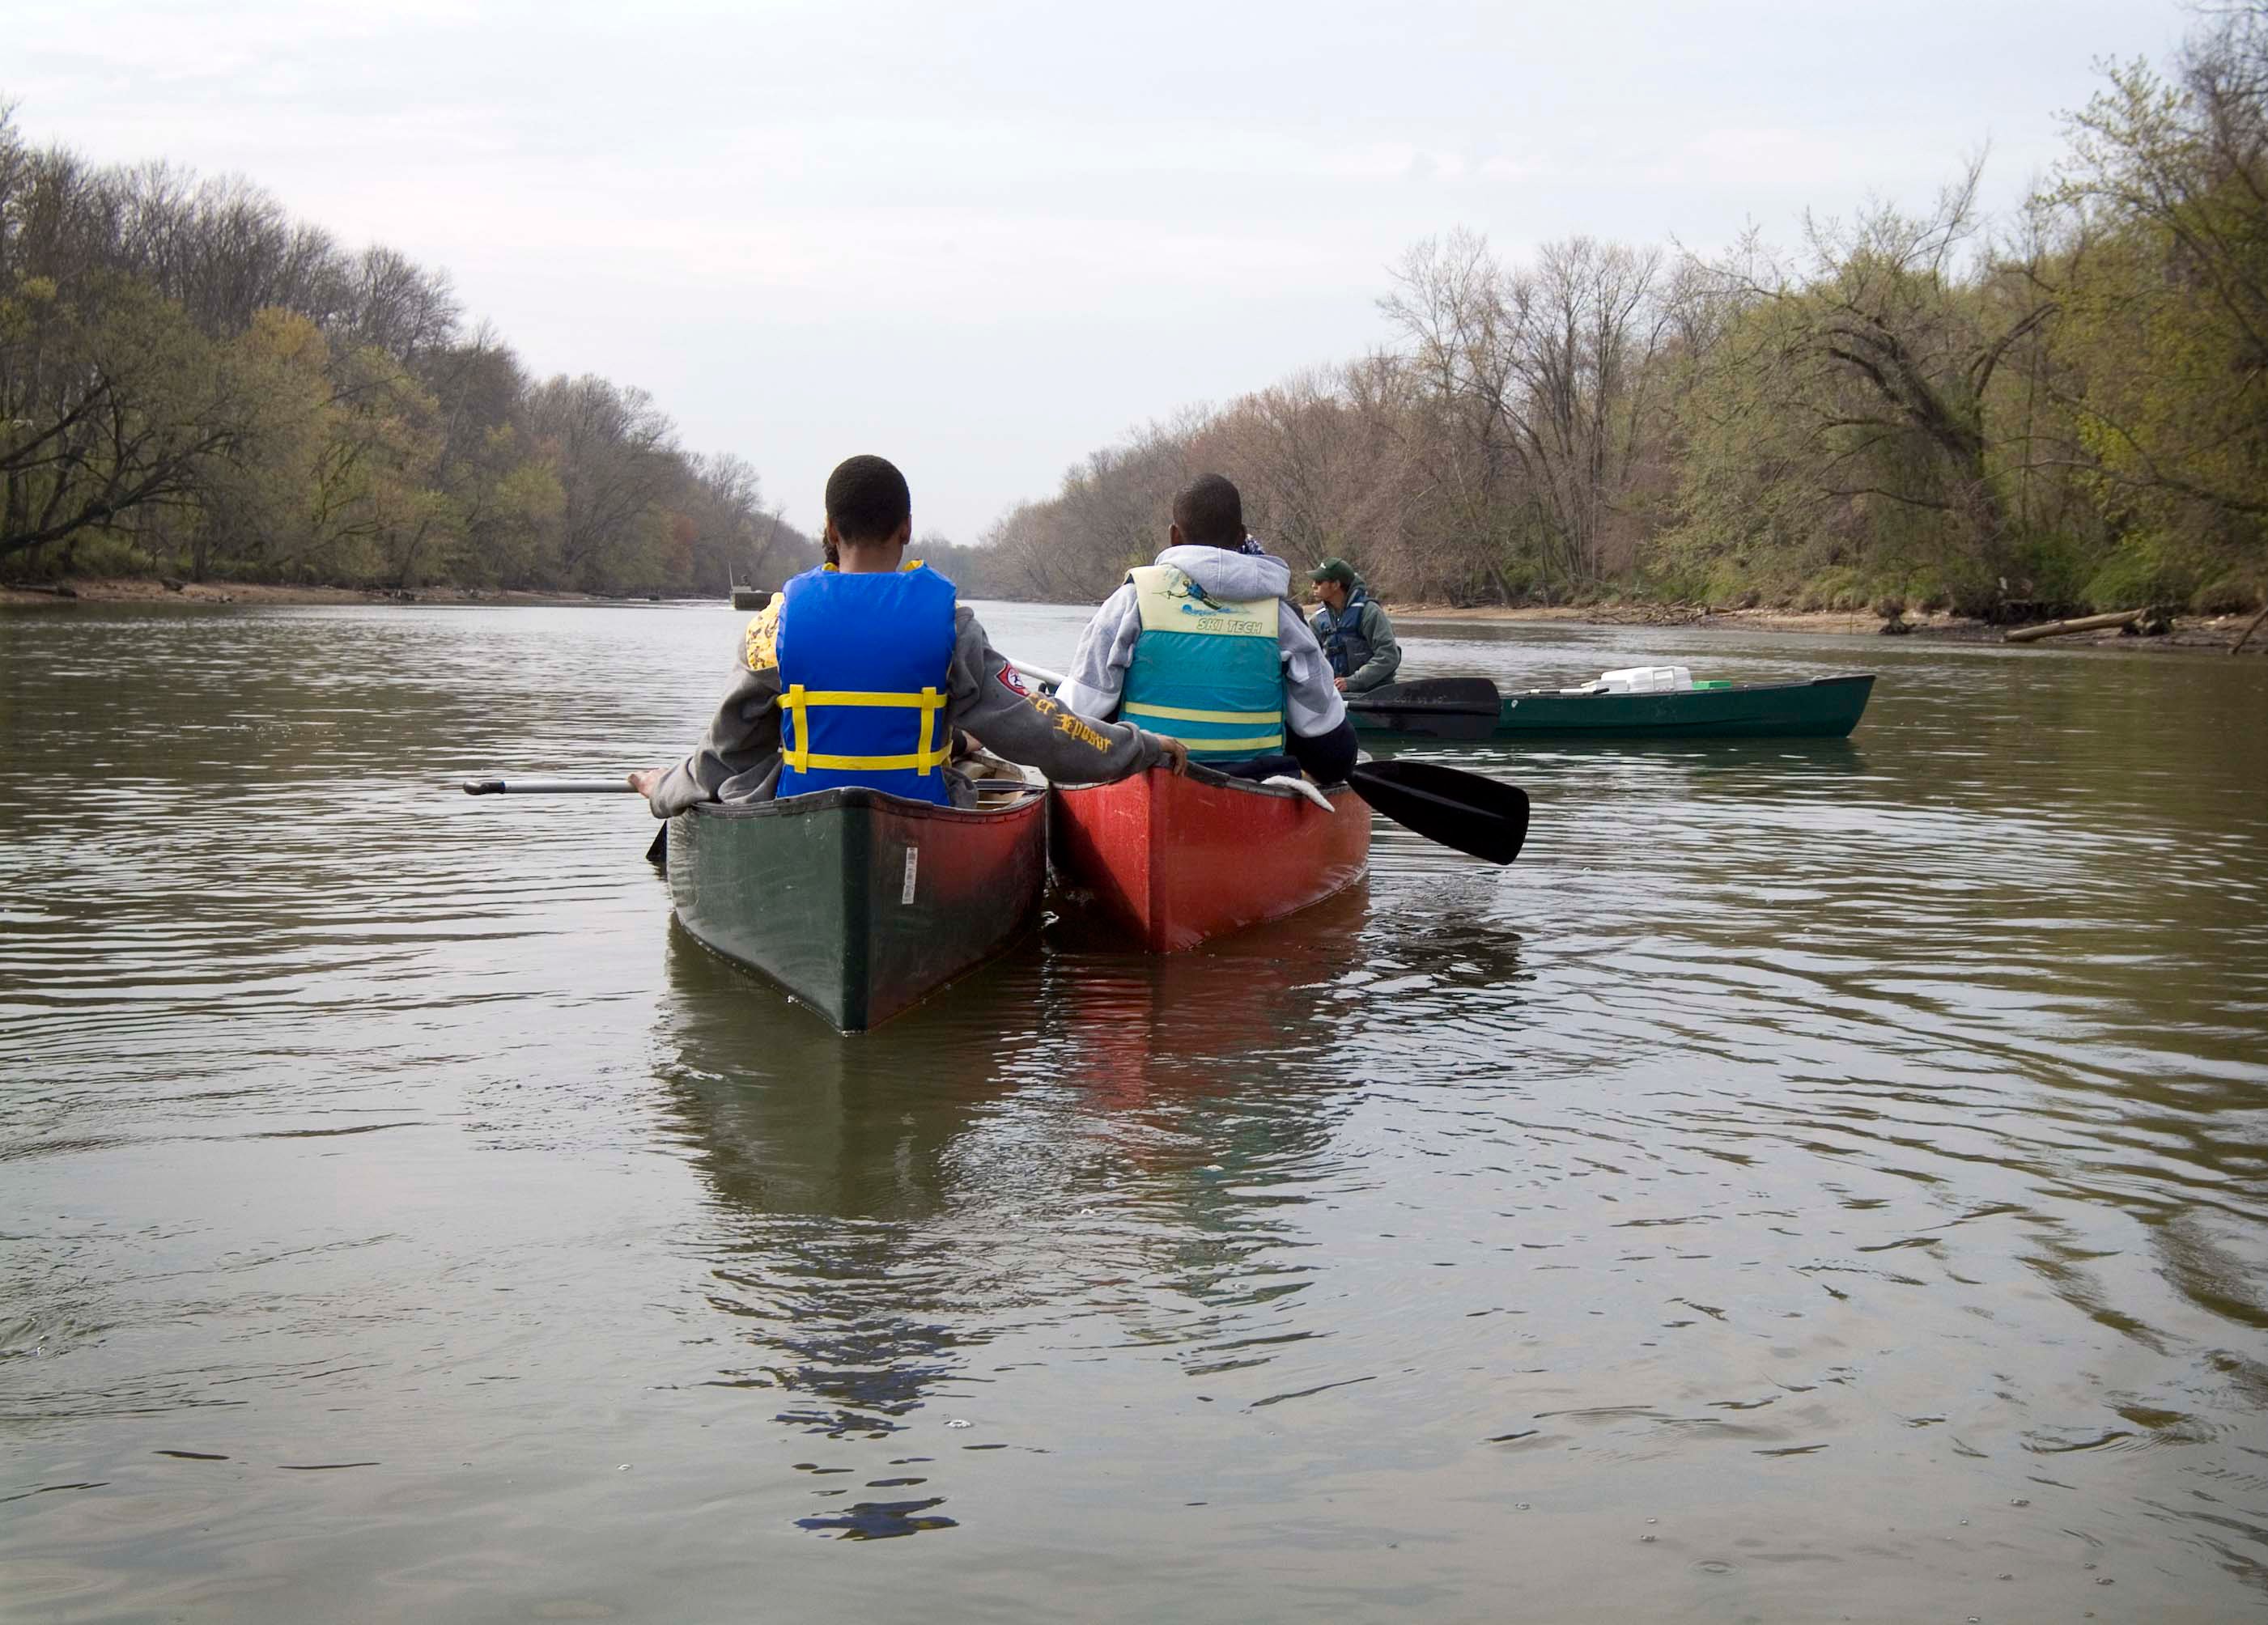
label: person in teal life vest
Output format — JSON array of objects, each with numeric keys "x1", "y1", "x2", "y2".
[
  {"x1": 1306, "y1": 558, "x2": 1402, "y2": 694},
  {"x1": 1057, "y1": 473, "x2": 1358, "y2": 784},
  {"x1": 628, "y1": 456, "x2": 1185, "y2": 814}
]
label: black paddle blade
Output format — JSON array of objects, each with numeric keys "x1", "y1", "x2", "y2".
[
  {"x1": 1358, "y1": 677, "x2": 1502, "y2": 710},
  {"x1": 1348, "y1": 760, "x2": 1529, "y2": 865},
  {"x1": 1345, "y1": 678, "x2": 1503, "y2": 741},
  {"x1": 1345, "y1": 705, "x2": 1500, "y2": 741},
  {"x1": 645, "y1": 825, "x2": 668, "y2": 868}
]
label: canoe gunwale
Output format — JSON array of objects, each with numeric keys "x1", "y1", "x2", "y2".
[
  {"x1": 1054, "y1": 760, "x2": 1352, "y2": 800},
  {"x1": 679, "y1": 783, "x2": 1047, "y2": 827},
  {"x1": 1352, "y1": 671, "x2": 1875, "y2": 741},
  {"x1": 1501, "y1": 672, "x2": 1876, "y2": 700}
]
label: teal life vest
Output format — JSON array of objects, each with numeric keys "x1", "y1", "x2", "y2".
[
  {"x1": 775, "y1": 562, "x2": 958, "y2": 804},
  {"x1": 1120, "y1": 563, "x2": 1285, "y2": 761}
]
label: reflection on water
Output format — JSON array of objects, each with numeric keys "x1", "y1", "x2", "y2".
[
  {"x1": 2, "y1": 601, "x2": 2267, "y2": 1619},
  {"x1": 653, "y1": 890, "x2": 1375, "y2": 1540}
]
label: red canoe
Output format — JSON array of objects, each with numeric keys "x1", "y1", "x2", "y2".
[{"x1": 1051, "y1": 766, "x2": 1372, "y2": 952}]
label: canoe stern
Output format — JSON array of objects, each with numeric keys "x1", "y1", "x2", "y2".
[
  {"x1": 1052, "y1": 766, "x2": 1371, "y2": 952},
  {"x1": 669, "y1": 786, "x2": 1047, "y2": 1032}
]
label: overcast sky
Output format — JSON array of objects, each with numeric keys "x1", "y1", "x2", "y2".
[{"x1": 14, "y1": 0, "x2": 2194, "y2": 541}]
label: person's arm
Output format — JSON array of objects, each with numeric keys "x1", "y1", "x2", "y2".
[
  {"x1": 627, "y1": 605, "x2": 786, "y2": 815},
  {"x1": 1055, "y1": 583, "x2": 1140, "y2": 720},
  {"x1": 1275, "y1": 607, "x2": 1357, "y2": 781},
  {"x1": 946, "y1": 609, "x2": 1183, "y2": 783},
  {"x1": 1341, "y1": 603, "x2": 1404, "y2": 694},
  {"x1": 1278, "y1": 609, "x2": 1348, "y2": 736}
]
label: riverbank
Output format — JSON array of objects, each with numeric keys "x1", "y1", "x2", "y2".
[
  {"x1": 11, "y1": 577, "x2": 2262, "y2": 654},
  {"x1": 0, "y1": 577, "x2": 668, "y2": 609},
  {"x1": 1391, "y1": 600, "x2": 2268, "y2": 654}
]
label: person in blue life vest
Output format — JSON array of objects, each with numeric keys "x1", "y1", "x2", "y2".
[
  {"x1": 1056, "y1": 473, "x2": 1359, "y2": 785},
  {"x1": 1306, "y1": 558, "x2": 1402, "y2": 695},
  {"x1": 627, "y1": 456, "x2": 1187, "y2": 815}
]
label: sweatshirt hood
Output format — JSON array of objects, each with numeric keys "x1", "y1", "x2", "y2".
[{"x1": 1156, "y1": 544, "x2": 1291, "y2": 602}]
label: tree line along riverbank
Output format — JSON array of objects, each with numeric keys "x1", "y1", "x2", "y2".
[
  {"x1": 0, "y1": 99, "x2": 829, "y2": 602},
  {"x1": 6, "y1": 8, "x2": 2268, "y2": 620},
  {"x1": 972, "y1": 10, "x2": 2268, "y2": 628}
]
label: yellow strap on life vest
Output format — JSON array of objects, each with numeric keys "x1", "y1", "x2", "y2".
[
  {"x1": 1122, "y1": 701, "x2": 1285, "y2": 752},
  {"x1": 780, "y1": 685, "x2": 949, "y2": 775},
  {"x1": 1136, "y1": 728, "x2": 1285, "y2": 752},
  {"x1": 1122, "y1": 700, "x2": 1283, "y2": 725}
]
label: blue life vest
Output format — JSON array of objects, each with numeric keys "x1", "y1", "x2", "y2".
[
  {"x1": 1120, "y1": 563, "x2": 1285, "y2": 761},
  {"x1": 1314, "y1": 588, "x2": 1374, "y2": 679},
  {"x1": 775, "y1": 562, "x2": 958, "y2": 804}
]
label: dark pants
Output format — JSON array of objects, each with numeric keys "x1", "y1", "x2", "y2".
[{"x1": 1213, "y1": 719, "x2": 1358, "y2": 786}]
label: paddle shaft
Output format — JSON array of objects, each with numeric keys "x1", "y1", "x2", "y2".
[{"x1": 463, "y1": 777, "x2": 635, "y2": 795}]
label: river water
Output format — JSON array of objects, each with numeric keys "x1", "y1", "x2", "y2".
[{"x1": 2, "y1": 601, "x2": 2266, "y2": 1622}]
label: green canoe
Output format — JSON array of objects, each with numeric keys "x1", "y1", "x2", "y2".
[
  {"x1": 667, "y1": 783, "x2": 1048, "y2": 1033},
  {"x1": 1347, "y1": 673, "x2": 1875, "y2": 741}
]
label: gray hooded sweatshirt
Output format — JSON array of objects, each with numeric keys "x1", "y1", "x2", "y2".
[{"x1": 1056, "y1": 544, "x2": 1348, "y2": 737}]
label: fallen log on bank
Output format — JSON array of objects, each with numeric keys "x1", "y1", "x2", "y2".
[
  {"x1": 2005, "y1": 609, "x2": 2145, "y2": 643},
  {"x1": 2232, "y1": 605, "x2": 2268, "y2": 656}
]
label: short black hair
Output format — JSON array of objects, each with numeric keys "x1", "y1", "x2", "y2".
[
  {"x1": 825, "y1": 455, "x2": 911, "y2": 545},
  {"x1": 1172, "y1": 473, "x2": 1244, "y2": 549}
]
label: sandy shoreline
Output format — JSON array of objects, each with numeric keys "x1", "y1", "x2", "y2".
[
  {"x1": 1390, "y1": 600, "x2": 2267, "y2": 654},
  {"x1": 7, "y1": 577, "x2": 2262, "y2": 653},
  {"x1": 1392, "y1": 601, "x2": 1916, "y2": 635}
]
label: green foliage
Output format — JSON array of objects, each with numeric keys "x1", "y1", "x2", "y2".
[
  {"x1": 2193, "y1": 572, "x2": 2264, "y2": 613},
  {"x1": 15, "y1": 15, "x2": 2268, "y2": 617},
  {"x1": 987, "y1": 15, "x2": 2268, "y2": 618},
  {"x1": 0, "y1": 105, "x2": 814, "y2": 595},
  {"x1": 2082, "y1": 537, "x2": 2204, "y2": 609}
]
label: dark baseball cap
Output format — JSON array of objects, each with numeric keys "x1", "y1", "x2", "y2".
[{"x1": 1307, "y1": 558, "x2": 1357, "y2": 587}]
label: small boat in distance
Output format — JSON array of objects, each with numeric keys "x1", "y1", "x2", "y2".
[
  {"x1": 1051, "y1": 765, "x2": 1371, "y2": 953},
  {"x1": 668, "y1": 783, "x2": 1047, "y2": 1032},
  {"x1": 1347, "y1": 672, "x2": 1875, "y2": 742}
]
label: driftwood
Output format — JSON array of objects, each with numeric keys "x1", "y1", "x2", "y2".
[
  {"x1": 2005, "y1": 609, "x2": 2144, "y2": 643},
  {"x1": 7, "y1": 582, "x2": 79, "y2": 598},
  {"x1": 2232, "y1": 605, "x2": 2268, "y2": 656}
]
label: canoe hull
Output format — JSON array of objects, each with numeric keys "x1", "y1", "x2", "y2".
[
  {"x1": 669, "y1": 787, "x2": 1047, "y2": 1032},
  {"x1": 1051, "y1": 766, "x2": 1371, "y2": 953},
  {"x1": 1349, "y1": 673, "x2": 1875, "y2": 740}
]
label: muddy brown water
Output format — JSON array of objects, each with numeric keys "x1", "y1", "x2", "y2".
[{"x1": 2, "y1": 601, "x2": 2266, "y2": 1622}]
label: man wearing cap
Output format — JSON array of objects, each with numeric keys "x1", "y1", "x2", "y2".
[{"x1": 1306, "y1": 558, "x2": 1403, "y2": 695}]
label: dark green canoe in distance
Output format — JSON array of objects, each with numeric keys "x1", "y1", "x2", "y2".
[
  {"x1": 1348, "y1": 673, "x2": 1876, "y2": 741},
  {"x1": 668, "y1": 784, "x2": 1048, "y2": 1033}
]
